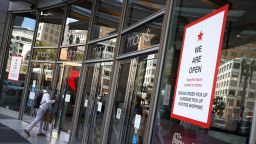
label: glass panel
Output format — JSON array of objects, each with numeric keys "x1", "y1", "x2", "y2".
[
  {"x1": 87, "y1": 38, "x2": 116, "y2": 60},
  {"x1": 35, "y1": 7, "x2": 64, "y2": 47},
  {"x1": 0, "y1": 13, "x2": 36, "y2": 118},
  {"x1": 62, "y1": 1, "x2": 92, "y2": 46},
  {"x1": 32, "y1": 48, "x2": 57, "y2": 61},
  {"x1": 87, "y1": 62, "x2": 113, "y2": 144},
  {"x1": 108, "y1": 61, "x2": 131, "y2": 144},
  {"x1": 59, "y1": 46, "x2": 85, "y2": 61},
  {"x1": 54, "y1": 63, "x2": 82, "y2": 133},
  {"x1": 124, "y1": 0, "x2": 165, "y2": 27},
  {"x1": 120, "y1": 16, "x2": 163, "y2": 54},
  {"x1": 23, "y1": 63, "x2": 55, "y2": 122},
  {"x1": 153, "y1": 0, "x2": 256, "y2": 144},
  {"x1": 91, "y1": 0, "x2": 123, "y2": 40},
  {"x1": 75, "y1": 66, "x2": 94, "y2": 144},
  {"x1": 125, "y1": 54, "x2": 158, "y2": 144}
]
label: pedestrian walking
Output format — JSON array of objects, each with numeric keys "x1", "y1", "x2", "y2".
[{"x1": 24, "y1": 86, "x2": 57, "y2": 137}]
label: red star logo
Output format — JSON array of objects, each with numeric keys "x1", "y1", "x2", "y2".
[{"x1": 198, "y1": 31, "x2": 204, "y2": 41}]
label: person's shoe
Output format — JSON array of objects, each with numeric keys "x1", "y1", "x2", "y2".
[
  {"x1": 24, "y1": 129, "x2": 31, "y2": 137},
  {"x1": 37, "y1": 133, "x2": 46, "y2": 137}
]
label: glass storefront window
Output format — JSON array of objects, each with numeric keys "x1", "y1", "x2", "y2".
[
  {"x1": 124, "y1": 0, "x2": 165, "y2": 28},
  {"x1": 90, "y1": 0, "x2": 123, "y2": 40},
  {"x1": 119, "y1": 16, "x2": 163, "y2": 54},
  {"x1": 0, "y1": 13, "x2": 36, "y2": 118},
  {"x1": 153, "y1": 1, "x2": 256, "y2": 144},
  {"x1": 35, "y1": 7, "x2": 64, "y2": 47},
  {"x1": 87, "y1": 38, "x2": 117, "y2": 60},
  {"x1": 108, "y1": 54, "x2": 158, "y2": 144},
  {"x1": 32, "y1": 48, "x2": 57, "y2": 61},
  {"x1": 62, "y1": 1, "x2": 92, "y2": 46},
  {"x1": 59, "y1": 46, "x2": 85, "y2": 61}
]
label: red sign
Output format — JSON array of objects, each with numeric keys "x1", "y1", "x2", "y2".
[{"x1": 171, "y1": 5, "x2": 229, "y2": 128}]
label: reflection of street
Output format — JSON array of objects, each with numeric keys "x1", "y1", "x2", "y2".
[{"x1": 213, "y1": 57, "x2": 255, "y2": 138}]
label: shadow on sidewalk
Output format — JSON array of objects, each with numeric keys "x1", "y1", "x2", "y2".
[{"x1": 0, "y1": 123, "x2": 31, "y2": 144}]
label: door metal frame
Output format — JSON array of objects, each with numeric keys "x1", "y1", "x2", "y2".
[
  {"x1": 53, "y1": 64, "x2": 69, "y2": 131},
  {"x1": 0, "y1": 12, "x2": 13, "y2": 87},
  {"x1": 18, "y1": 10, "x2": 40, "y2": 120}
]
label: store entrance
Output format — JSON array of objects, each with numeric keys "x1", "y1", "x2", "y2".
[
  {"x1": 53, "y1": 62, "x2": 81, "y2": 134},
  {"x1": 109, "y1": 53, "x2": 158, "y2": 144},
  {"x1": 24, "y1": 62, "x2": 55, "y2": 122},
  {"x1": 81, "y1": 62, "x2": 113, "y2": 144}
]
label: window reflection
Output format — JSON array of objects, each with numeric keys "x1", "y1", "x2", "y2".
[
  {"x1": 59, "y1": 46, "x2": 85, "y2": 61},
  {"x1": 35, "y1": 7, "x2": 64, "y2": 47},
  {"x1": 124, "y1": 0, "x2": 165, "y2": 27},
  {"x1": 126, "y1": 54, "x2": 158, "y2": 144},
  {"x1": 87, "y1": 38, "x2": 116, "y2": 60},
  {"x1": 0, "y1": 13, "x2": 36, "y2": 117},
  {"x1": 214, "y1": 57, "x2": 256, "y2": 135},
  {"x1": 120, "y1": 16, "x2": 163, "y2": 54},
  {"x1": 91, "y1": 0, "x2": 123, "y2": 39},
  {"x1": 62, "y1": 1, "x2": 92, "y2": 45},
  {"x1": 32, "y1": 48, "x2": 57, "y2": 61}
]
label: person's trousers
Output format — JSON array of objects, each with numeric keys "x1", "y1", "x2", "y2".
[{"x1": 26, "y1": 108, "x2": 45, "y2": 133}]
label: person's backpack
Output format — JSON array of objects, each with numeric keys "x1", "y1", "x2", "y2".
[{"x1": 33, "y1": 91, "x2": 44, "y2": 108}]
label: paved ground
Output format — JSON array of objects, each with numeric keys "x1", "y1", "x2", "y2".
[
  {"x1": 0, "y1": 116, "x2": 68, "y2": 144},
  {"x1": 0, "y1": 123, "x2": 30, "y2": 144}
]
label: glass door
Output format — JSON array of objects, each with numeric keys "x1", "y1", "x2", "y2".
[
  {"x1": 54, "y1": 62, "x2": 82, "y2": 134},
  {"x1": 24, "y1": 62, "x2": 55, "y2": 122},
  {"x1": 0, "y1": 12, "x2": 36, "y2": 119},
  {"x1": 83, "y1": 62, "x2": 113, "y2": 144},
  {"x1": 108, "y1": 53, "x2": 158, "y2": 144},
  {"x1": 108, "y1": 60, "x2": 135, "y2": 144},
  {"x1": 125, "y1": 54, "x2": 158, "y2": 144},
  {"x1": 75, "y1": 66, "x2": 94, "y2": 144}
]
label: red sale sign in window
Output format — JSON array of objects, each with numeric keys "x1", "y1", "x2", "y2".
[{"x1": 171, "y1": 5, "x2": 229, "y2": 128}]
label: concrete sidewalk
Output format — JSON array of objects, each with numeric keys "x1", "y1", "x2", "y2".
[{"x1": 0, "y1": 119, "x2": 68, "y2": 144}]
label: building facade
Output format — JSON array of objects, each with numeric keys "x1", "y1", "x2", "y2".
[{"x1": 0, "y1": 0, "x2": 256, "y2": 144}]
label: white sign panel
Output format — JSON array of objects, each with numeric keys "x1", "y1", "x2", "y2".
[
  {"x1": 32, "y1": 80, "x2": 36, "y2": 88},
  {"x1": 171, "y1": 5, "x2": 228, "y2": 128},
  {"x1": 29, "y1": 92, "x2": 35, "y2": 100},
  {"x1": 97, "y1": 102, "x2": 102, "y2": 112},
  {"x1": 116, "y1": 108, "x2": 122, "y2": 119},
  {"x1": 84, "y1": 99, "x2": 88, "y2": 107},
  {"x1": 134, "y1": 114, "x2": 141, "y2": 129},
  {"x1": 8, "y1": 56, "x2": 23, "y2": 81},
  {"x1": 65, "y1": 94, "x2": 71, "y2": 102}
]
